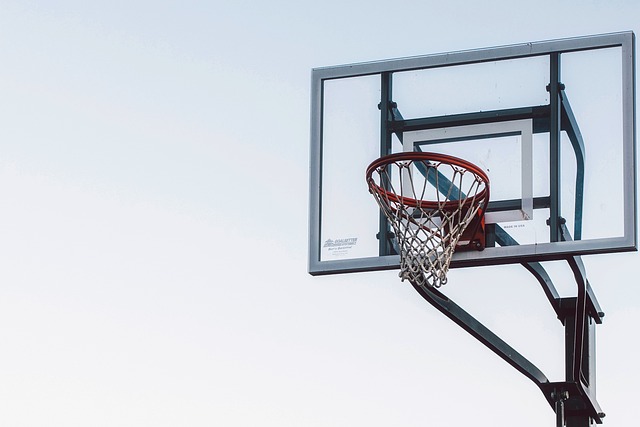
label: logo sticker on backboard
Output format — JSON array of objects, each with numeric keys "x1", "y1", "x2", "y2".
[{"x1": 322, "y1": 237, "x2": 359, "y2": 259}]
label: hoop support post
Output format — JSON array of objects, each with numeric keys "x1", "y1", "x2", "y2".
[
  {"x1": 413, "y1": 276, "x2": 605, "y2": 425},
  {"x1": 409, "y1": 282, "x2": 549, "y2": 386}
]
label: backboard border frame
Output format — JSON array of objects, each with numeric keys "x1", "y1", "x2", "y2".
[{"x1": 309, "y1": 31, "x2": 637, "y2": 276}]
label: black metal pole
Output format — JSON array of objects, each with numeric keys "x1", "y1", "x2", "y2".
[
  {"x1": 378, "y1": 72, "x2": 394, "y2": 256},
  {"x1": 555, "y1": 390, "x2": 568, "y2": 427},
  {"x1": 560, "y1": 297, "x2": 597, "y2": 427},
  {"x1": 549, "y1": 53, "x2": 562, "y2": 242}
]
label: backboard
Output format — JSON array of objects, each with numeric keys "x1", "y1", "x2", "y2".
[{"x1": 309, "y1": 32, "x2": 637, "y2": 276}]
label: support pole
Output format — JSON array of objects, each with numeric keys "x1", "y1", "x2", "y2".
[
  {"x1": 555, "y1": 390, "x2": 569, "y2": 427},
  {"x1": 549, "y1": 53, "x2": 563, "y2": 242},
  {"x1": 378, "y1": 72, "x2": 394, "y2": 256},
  {"x1": 559, "y1": 297, "x2": 598, "y2": 427}
]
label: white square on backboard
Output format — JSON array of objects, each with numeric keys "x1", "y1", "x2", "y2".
[{"x1": 403, "y1": 119, "x2": 534, "y2": 223}]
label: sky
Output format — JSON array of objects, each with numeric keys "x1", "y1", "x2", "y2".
[{"x1": 0, "y1": 1, "x2": 639, "y2": 426}]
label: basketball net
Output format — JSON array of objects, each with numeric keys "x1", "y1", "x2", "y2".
[{"x1": 366, "y1": 152, "x2": 490, "y2": 288}]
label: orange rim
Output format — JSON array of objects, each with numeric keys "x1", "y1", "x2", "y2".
[{"x1": 366, "y1": 152, "x2": 490, "y2": 212}]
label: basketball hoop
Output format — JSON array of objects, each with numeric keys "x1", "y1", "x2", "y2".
[{"x1": 366, "y1": 152, "x2": 490, "y2": 288}]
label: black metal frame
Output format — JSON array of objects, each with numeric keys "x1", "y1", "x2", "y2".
[
  {"x1": 383, "y1": 104, "x2": 586, "y2": 250},
  {"x1": 377, "y1": 54, "x2": 605, "y2": 426}
]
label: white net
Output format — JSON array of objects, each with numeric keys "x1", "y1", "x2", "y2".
[{"x1": 367, "y1": 152, "x2": 489, "y2": 288}]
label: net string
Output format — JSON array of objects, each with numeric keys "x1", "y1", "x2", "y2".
[{"x1": 369, "y1": 157, "x2": 488, "y2": 288}]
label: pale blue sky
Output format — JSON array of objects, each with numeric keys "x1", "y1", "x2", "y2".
[{"x1": 0, "y1": 1, "x2": 639, "y2": 426}]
